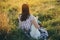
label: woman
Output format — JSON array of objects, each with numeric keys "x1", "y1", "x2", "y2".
[{"x1": 18, "y1": 4, "x2": 40, "y2": 39}]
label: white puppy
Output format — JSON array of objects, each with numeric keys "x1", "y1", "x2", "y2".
[{"x1": 30, "y1": 17, "x2": 41, "y2": 39}]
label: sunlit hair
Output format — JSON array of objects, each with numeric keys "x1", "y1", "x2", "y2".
[{"x1": 20, "y1": 4, "x2": 30, "y2": 21}]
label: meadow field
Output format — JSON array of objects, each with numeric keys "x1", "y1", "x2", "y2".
[{"x1": 0, "y1": 0, "x2": 60, "y2": 40}]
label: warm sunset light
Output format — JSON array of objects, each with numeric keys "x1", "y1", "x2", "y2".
[{"x1": 0, "y1": 0, "x2": 60, "y2": 40}]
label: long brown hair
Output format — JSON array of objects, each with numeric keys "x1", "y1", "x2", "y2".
[{"x1": 20, "y1": 4, "x2": 30, "y2": 21}]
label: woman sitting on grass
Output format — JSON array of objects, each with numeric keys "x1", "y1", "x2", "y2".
[
  {"x1": 18, "y1": 4, "x2": 40, "y2": 39},
  {"x1": 18, "y1": 4, "x2": 48, "y2": 40}
]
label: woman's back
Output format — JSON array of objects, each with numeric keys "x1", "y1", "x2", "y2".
[{"x1": 18, "y1": 15, "x2": 35, "y2": 30}]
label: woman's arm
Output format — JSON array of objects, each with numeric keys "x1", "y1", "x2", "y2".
[{"x1": 31, "y1": 19, "x2": 40, "y2": 29}]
